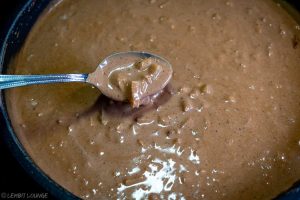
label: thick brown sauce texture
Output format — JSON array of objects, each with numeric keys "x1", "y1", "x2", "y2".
[
  {"x1": 87, "y1": 56, "x2": 172, "y2": 107},
  {"x1": 5, "y1": 0, "x2": 300, "y2": 199}
]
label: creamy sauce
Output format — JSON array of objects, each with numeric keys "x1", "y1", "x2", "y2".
[
  {"x1": 5, "y1": 0, "x2": 300, "y2": 199},
  {"x1": 87, "y1": 55, "x2": 172, "y2": 107}
]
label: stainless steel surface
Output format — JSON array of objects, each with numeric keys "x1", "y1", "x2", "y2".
[{"x1": 0, "y1": 74, "x2": 88, "y2": 89}]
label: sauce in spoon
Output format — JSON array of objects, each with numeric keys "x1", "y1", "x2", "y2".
[{"x1": 87, "y1": 52, "x2": 173, "y2": 107}]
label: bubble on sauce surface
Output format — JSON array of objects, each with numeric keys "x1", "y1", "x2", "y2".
[
  {"x1": 114, "y1": 171, "x2": 121, "y2": 177},
  {"x1": 226, "y1": 1, "x2": 234, "y2": 7},
  {"x1": 188, "y1": 25, "x2": 196, "y2": 33},
  {"x1": 224, "y1": 95, "x2": 237, "y2": 103},
  {"x1": 128, "y1": 167, "x2": 141, "y2": 175},
  {"x1": 248, "y1": 85, "x2": 256, "y2": 90},
  {"x1": 68, "y1": 125, "x2": 74, "y2": 134},
  {"x1": 136, "y1": 117, "x2": 155, "y2": 126},
  {"x1": 37, "y1": 112, "x2": 43, "y2": 117},
  {"x1": 199, "y1": 84, "x2": 213, "y2": 95},
  {"x1": 188, "y1": 149, "x2": 200, "y2": 165},
  {"x1": 211, "y1": 13, "x2": 221, "y2": 21},
  {"x1": 189, "y1": 89, "x2": 200, "y2": 99},
  {"x1": 181, "y1": 98, "x2": 194, "y2": 112},
  {"x1": 30, "y1": 98, "x2": 38, "y2": 107},
  {"x1": 267, "y1": 43, "x2": 273, "y2": 57},
  {"x1": 89, "y1": 116, "x2": 98, "y2": 127},
  {"x1": 56, "y1": 119, "x2": 63, "y2": 124},
  {"x1": 26, "y1": 54, "x2": 34, "y2": 62},
  {"x1": 120, "y1": 136, "x2": 125, "y2": 144}
]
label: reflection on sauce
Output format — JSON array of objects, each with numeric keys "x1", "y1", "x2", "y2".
[
  {"x1": 5, "y1": 0, "x2": 300, "y2": 199},
  {"x1": 117, "y1": 143, "x2": 200, "y2": 199},
  {"x1": 118, "y1": 158, "x2": 178, "y2": 199}
]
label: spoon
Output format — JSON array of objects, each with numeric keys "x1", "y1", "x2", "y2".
[{"x1": 0, "y1": 51, "x2": 173, "y2": 105}]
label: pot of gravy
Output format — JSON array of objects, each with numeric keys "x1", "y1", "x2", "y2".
[{"x1": 1, "y1": 0, "x2": 300, "y2": 199}]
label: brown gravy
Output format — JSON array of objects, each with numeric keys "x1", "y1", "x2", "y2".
[
  {"x1": 5, "y1": 0, "x2": 300, "y2": 199},
  {"x1": 87, "y1": 55, "x2": 172, "y2": 107}
]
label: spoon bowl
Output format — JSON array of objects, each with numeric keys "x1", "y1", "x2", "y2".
[{"x1": 87, "y1": 51, "x2": 173, "y2": 102}]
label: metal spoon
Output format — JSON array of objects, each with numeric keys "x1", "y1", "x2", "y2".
[{"x1": 0, "y1": 51, "x2": 173, "y2": 102}]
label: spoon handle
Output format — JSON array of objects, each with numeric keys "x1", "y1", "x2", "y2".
[{"x1": 0, "y1": 74, "x2": 88, "y2": 89}]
